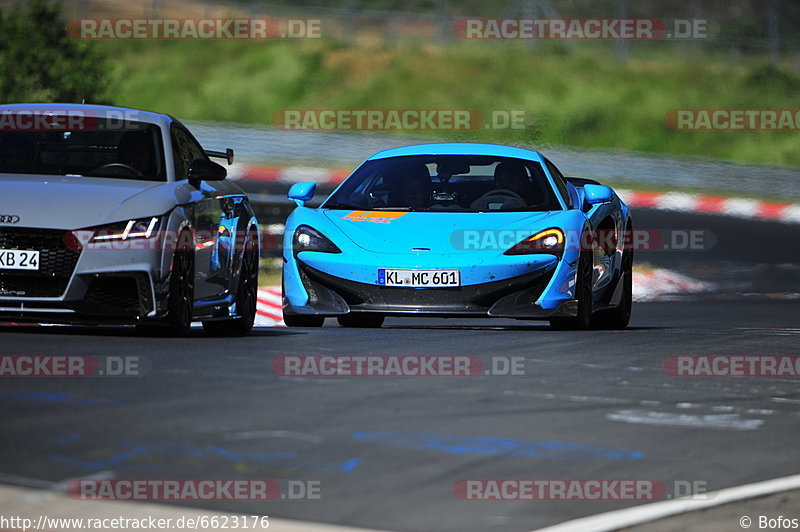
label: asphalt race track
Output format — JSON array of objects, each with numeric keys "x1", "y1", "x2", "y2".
[{"x1": 1, "y1": 208, "x2": 799, "y2": 531}]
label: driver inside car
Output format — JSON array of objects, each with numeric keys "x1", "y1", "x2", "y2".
[
  {"x1": 0, "y1": 133, "x2": 36, "y2": 173},
  {"x1": 118, "y1": 131, "x2": 154, "y2": 176},
  {"x1": 469, "y1": 161, "x2": 531, "y2": 210},
  {"x1": 493, "y1": 161, "x2": 531, "y2": 201},
  {"x1": 384, "y1": 164, "x2": 432, "y2": 209}
]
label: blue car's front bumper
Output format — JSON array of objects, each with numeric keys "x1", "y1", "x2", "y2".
[{"x1": 283, "y1": 250, "x2": 579, "y2": 319}]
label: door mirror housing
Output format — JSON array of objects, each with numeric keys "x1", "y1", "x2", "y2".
[
  {"x1": 188, "y1": 158, "x2": 227, "y2": 186},
  {"x1": 288, "y1": 182, "x2": 317, "y2": 207},
  {"x1": 583, "y1": 184, "x2": 614, "y2": 205}
]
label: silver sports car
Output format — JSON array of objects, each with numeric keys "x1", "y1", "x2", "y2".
[{"x1": 0, "y1": 104, "x2": 260, "y2": 335}]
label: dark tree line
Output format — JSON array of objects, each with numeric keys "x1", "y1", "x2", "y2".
[{"x1": 0, "y1": 0, "x2": 110, "y2": 104}]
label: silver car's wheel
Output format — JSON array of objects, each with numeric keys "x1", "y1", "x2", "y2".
[
  {"x1": 165, "y1": 245, "x2": 194, "y2": 336},
  {"x1": 203, "y1": 234, "x2": 259, "y2": 336}
]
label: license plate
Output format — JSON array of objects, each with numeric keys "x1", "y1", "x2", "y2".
[
  {"x1": 0, "y1": 249, "x2": 40, "y2": 271},
  {"x1": 378, "y1": 269, "x2": 460, "y2": 287}
]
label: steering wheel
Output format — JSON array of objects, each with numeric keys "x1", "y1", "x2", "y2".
[
  {"x1": 368, "y1": 192, "x2": 387, "y2": 208},
  {"x1": 87, "y1": 163, "x2": 143, "y2": 178},
  {"x1": 471, "y1": 188, "x2": 527, "y2": 209}
]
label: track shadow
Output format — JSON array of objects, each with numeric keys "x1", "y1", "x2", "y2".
[
  {"x1": 379, "y1": 322, "x2": 671, "y2": 332},
  {"x1": 0, "y1": 324, "x2": 303, "y2": 338}
]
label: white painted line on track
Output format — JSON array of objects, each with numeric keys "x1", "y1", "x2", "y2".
[
  {"x1": 605, "y1": 410, "x2": 765, "y2": 431},
  {"x1": 532, "y1": 473, "x2": 800, "y2": 532}
]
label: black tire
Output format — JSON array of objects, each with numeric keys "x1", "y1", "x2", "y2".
[
  {"x1": 283, "y1": 313, "x2": 325, "y2": 327},
  {"x1": 164, "y1": 244, "x2": 195, "y2": 336},
  {"x1": 550, "y1": 249, "x2": 593, "y2": 331},
  {"x1": 591, "y1": 247, "x2": 633, "y2": 330},
  {"x1": 202, "y1": 234, "x2": 259, "y2": 336},
  {"x1": 337, "y1": 313, "x2": 385, "y2": 328}
]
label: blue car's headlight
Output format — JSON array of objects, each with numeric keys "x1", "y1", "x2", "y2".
[
  {"x1": 504, "y1": 228, "x2": 564, "y2": 257},
  {"x1": 91, "y1": 217, "x2": 161, "y2": 242},
  {"x1": 293, "y1": 225, "x2": 341, "y2": 254}
]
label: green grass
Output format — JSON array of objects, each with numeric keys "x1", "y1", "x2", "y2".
[
  {"x1": 100, "y1": 39, "x2": 800, "y2": 167},
  {"x1": 258, "y1": 265, "x2": 282, "y2": 288}
]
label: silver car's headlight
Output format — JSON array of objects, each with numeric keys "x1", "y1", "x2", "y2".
[{"x1": 91, "y1": 217, "x2": 161, "y2": 242}]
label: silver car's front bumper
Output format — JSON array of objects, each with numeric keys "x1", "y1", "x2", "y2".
[{"x1": 0, "y1": 227, "x2": 169, "y2": 324}]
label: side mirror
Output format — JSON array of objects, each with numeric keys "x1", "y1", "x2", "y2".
[
  {"x1": 288, "y1": 182, "x2": 316, "y2": 207},
  {"x1": 188, "y1": 158, "x2": 226, "y2": 186},
  {"x1": 583, "y1": 184, "x2": 614, "y2": 205}
]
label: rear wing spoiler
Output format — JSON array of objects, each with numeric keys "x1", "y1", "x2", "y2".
[{"x1": 205, "y1": 148, "x2": 234, "y2": 165}]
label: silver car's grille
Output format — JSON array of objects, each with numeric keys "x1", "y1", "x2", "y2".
[{"x1": 0, "y1": 228, "x2": 81, "y2": 297}]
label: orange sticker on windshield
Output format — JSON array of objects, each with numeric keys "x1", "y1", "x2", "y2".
[{"x1": 342, "y1": 211, "x2": 407, "y2": 224}]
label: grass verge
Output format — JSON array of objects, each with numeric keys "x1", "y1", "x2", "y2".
[{"x1": 100, "y1": 39, "x2": 800, "y2": 167}]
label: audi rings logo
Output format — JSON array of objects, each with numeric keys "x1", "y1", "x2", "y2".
[{"x1": 0, "y1": 215, "x2": 20, "y2": 224}]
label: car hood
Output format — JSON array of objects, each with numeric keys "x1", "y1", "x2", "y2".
[
  {"x1": 321, "y1": 209, "x2": 563, "y2": 254},
  {"x1": 0, "y1": 174, "x2": 194, "y2": 230}
]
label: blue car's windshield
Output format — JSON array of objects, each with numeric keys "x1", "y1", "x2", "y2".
[
  {"x1": 323, "y1": 155, "x2": 561, "y2": 212},
  {"x1": 0, "y1": 119, "x2": 167, "y2": 181}
]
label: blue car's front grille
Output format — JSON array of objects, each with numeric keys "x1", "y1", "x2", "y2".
[{"x1": 0, "y1": 228, "x2": 81, "y2": 297}]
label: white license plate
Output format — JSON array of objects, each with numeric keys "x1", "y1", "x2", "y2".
[
  {"x1": 378, "y1": 269, "x2": 460, "y2": 287},
  {"x1": 0, "y1": 249, "x2": 40, "y2": 271}
]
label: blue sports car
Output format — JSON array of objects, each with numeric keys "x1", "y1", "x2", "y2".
[{"x1": 282, "y1": 143, "x2": 632, "y2": 330}]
